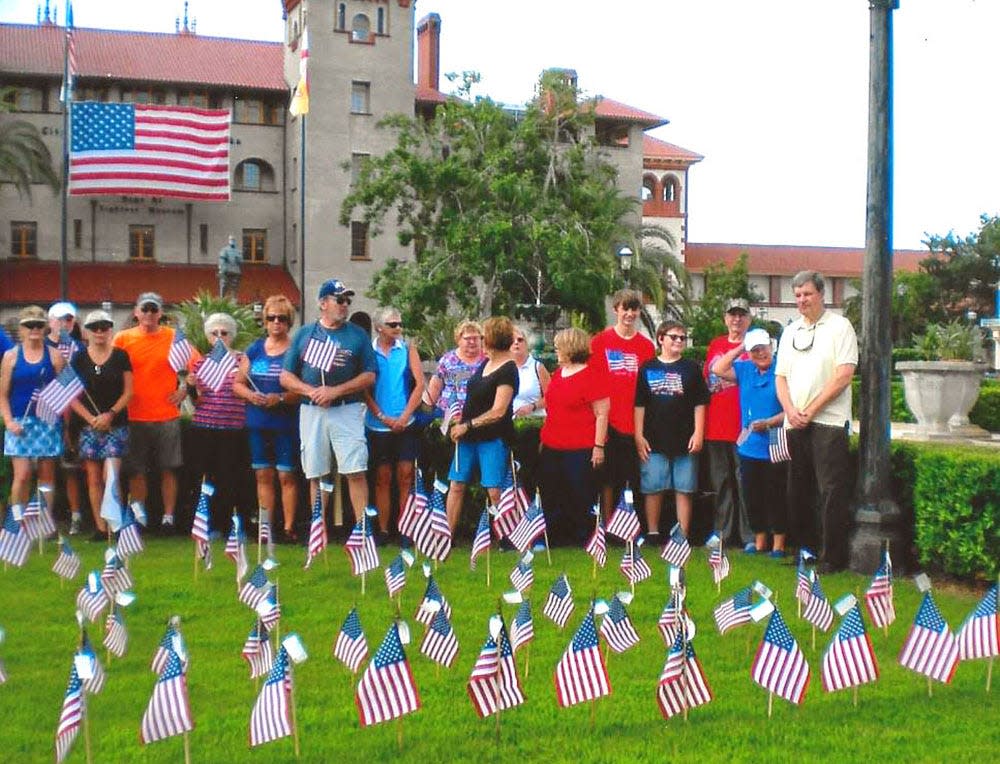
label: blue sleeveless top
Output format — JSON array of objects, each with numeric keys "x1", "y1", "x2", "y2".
[{"x1": 10, "y1": 345, "x2": 56, "y2": 418}]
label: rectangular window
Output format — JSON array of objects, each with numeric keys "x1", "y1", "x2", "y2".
[
  {"x1": 129, "y1": 225, "x2": 155, "y2": 261},
  {"x1": 199, "y1": 223, "x2": 209, "y2": 255},
  {"x1": 351, "y1": 81, "x2": 371, "y2": 114},
  {"x1": 73, "y1": 219, "x2": 83, "y2": 249},
  {"x1": 178, "y1": 91, "x2": 210, "y2": 108},
  {"x1": 236, "y1": 98, "x2": 263, "y2": 124},
  {"x1": 243, "y1": 229, "x2": 267, "y2": 263},
  {"x1": 350, "y1": 221, "x2": 370, "y2": 261},
  {"x1": 73, "y1": 87, "x2": 109, "y2": 102},
  {"x1": 10, "y1": 221, "x2": 37, "y2": 258},
  {"x1": 351, "y1": 152, "x2": 369, "y2": 185}
]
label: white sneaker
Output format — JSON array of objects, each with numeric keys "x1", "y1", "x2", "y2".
[{"x1": 69, "y1": 514, "x2": 82, "y2": 535}]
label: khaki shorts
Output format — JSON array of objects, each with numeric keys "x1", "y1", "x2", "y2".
[{"x1": 299, "y1": 402, "x2": 368, "y2": 479}]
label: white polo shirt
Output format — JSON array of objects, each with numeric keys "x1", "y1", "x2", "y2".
[{"x1": 775, "y1": 310, "x2": 858, "y2": 428}]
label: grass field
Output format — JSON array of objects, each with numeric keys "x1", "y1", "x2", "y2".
[{"x1": 0, "y1": 534, "x2": 996, "y2": 763}]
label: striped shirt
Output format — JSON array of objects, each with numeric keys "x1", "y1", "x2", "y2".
[{"x1": 191, "y1": 352, "x2": 245, "y2": 429}]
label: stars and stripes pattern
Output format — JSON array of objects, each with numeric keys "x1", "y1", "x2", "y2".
[
  {"x1": 795, "y1": 552, "x2": 813, "y2": 605},
  {"x1": 713, "y1": 585, "x2": 754, "y2": 635},
  {"x1": 167, "y1": 326, "x2": 194, "y2": 373},
  {"x1": 100, "y1": 551, "x2": 133, "y2": 598},
  {"x1": 510, "y1": 599, "x2": 534, "y2": 653},
  {"x1": 657, "y1": 598, "x2": 682, "y2": 646},
  {"x1": 356, "y1": 623, "x2": 421, "y2": 727},
  {"x1": 239, "y1": 564, "x2": 274, "y2": 610},
  {"x1": 802, "y1": 574, "x2": 834, "y2": 632},
  {"x1": 224, "y1": 514, "x2": 248, "y2": 581},
  {"x1": 585, "y1": 519, "x2": 607, "y2": 568},
  {"x1": 103, "y1": 607, "x2": 129, "y2": 658},
  {"x1": 957, "y1": 584, "x2": 999, "y2": 661},
  {"x1": 79, "y1": 632, "x2": 106, "y2": 695},
  {"x1": 258, "y1": 507, "x2": 275, "y2": 559},
  {"x1": 54, "y1": 663, "x2": 83, "y2": 763},
  {"x1": 660, "y1": 524, "x2": 691, "y2": 568},
  {"x1": 599, "y1": 595, "x2": 640, "y2": 653},
  {"x1": 70, "y1": 102, "x2": 231, "y2": 201},
  {"x1": 333, "y1": 608, "x2": 369, "y2": 673},
  {"x1": 196, "y1": 339, "x2": 237, "y2": 394},
  {"x1": 606, "y1": 349, "x2": 639, "y2": 374},
  {"x1": 384, "y1": 555, "x2": 408, "y2": 598},
  {"x1": 898, "y1": 592, "x2": 960, "y2": 684},
  {"x1": 507, "y1": 499, "x2": 546, "y2": 554},
  {"x1": 607, "y1": 493, "x2": 640, "y2": 542},
  {"x1": 467, "y1": 620, "x2": 525, "y2": 718},
  {"x1": 657, "y1": 632, "x2": 713, "y2": 719},
  {"x1": 116, "y1": 504, "x2": 144, "y2": 558},
  {"x1": 36, "y1": 366, "x2": 85, "y2": 425},
  {"x1": 257, "y1": 587, "x2": 282, "y2": 632},
  {"x1": 140, "y1": 650, "x2": 194, "y2": 744},
  {"x1": 304, "y1": 492, "x2": 327, "y2": 570},
  {"x1": 510, "y1": 557, "x2": 534, "y2": 593},
  {"x1": 410, "y1": 482, "x2": 451, "y2": 561},
  {"x1": 52, "y1": 537, "x2": 82, "y2": 580},
  {"x1": 241, "y1": 621, "x2": 273, "y2": 680},
  {"x1": 492, "y1": 468, "x2": 527, "y2": 540},
  {"x1": 22, "y1": 497, "x2": 56, "y2": 541},
  {"x1": 150, "y1": 624, "x2": 187, "y2": 676},
  {"x1": 420, "y1": 608, "x2": 459, "y2": 668},
  {"x1": 555, "y1": 609, "x2": 611, "y2": 707},
  {"x1": 191, "y1": 485, "x2": 213, "y2": 570},
  {"x1": 416, "y1": 576, "x2": 452, "y2": 626},
  {"x1": 250, "y1": 646, "x2": 293, "y2": 747},
  {"x1": 620, "y1": 543, "x2": 652, "y2": 584},
  {"x1": 397, "y1": 469, "x2": 428, "y2": 540},
  {"x1": 821, "y1": 604, "x2": 879, "y2": 692},
  {"x1": 647, "y1": 369, "x2": 684, "y2": 396},
  {"x1": 751, "y1": 608, "x2": 810, "y2": 705},
  {"x1": 768, "y1": 426, "x2": 792, "y2": 462},
  {"x1": 708, "y1": 544, "x2": 730, "y2": 585},
  {"x1": 344, "y1": 515, "x2": 380, "y2": 576},
  {"x1": 864, "y1": 551, "x2": 895, "y2": 629},
  {"x1": 76, "y1": 576, "x2": 110, "y2": 623},
  {"x1": 302, "y1": 325, "x2": 339, "y2": 373},
  {"x1": 470, "y1": 509, "x2": 491, "y2": 569},
  {"x1": 543, "y1": 575, "x2": 574, "y2": 628}
]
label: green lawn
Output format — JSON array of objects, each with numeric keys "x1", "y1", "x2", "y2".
[{"x1": 0, "y1": 536, "x2": 996, "y2": 763}]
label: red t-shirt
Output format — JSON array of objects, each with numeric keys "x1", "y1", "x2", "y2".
[
  {"x1": 589, "y1": 327, "x2": 655, "y2": 435},
  {"x1": 540, "y1": 366, "x2": 611, "y2": 450},
  {"x1": 703, "y1": 335, "x2": 748, "y2": 442}
]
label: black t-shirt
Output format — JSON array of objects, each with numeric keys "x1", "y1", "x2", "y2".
[
  {"x1": 71, "y1": 347, "x2": 132, "y2": 427},
  {"x1": 461, "y1": 359, "x2": 519, "y2": 443},
  {"x1": 634, "y1": 357, "x2": 709, "y2": 457}
]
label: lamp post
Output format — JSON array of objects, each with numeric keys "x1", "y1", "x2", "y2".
[{"x1": 616, "y1": 246, "x2": 634, "y2": 284}]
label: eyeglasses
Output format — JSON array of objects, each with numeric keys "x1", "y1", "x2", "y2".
[
  {"x1": 87, "y1": 324, "x2": 112, "y2": 332},
  {"x1": 21, "y1": 321, "x2": 45, "y2": 330},
  {"x1": 265, "y1": 314, "x2": 290, "y2": 324},
  {"x1": 140, "y1": 304, "x2": 160, "y2": 313},
  {"x1": 792, "y1": 324, "x2": 816, "y2": 352},
  {"x1": 383, "y1": 321, "x2": 403, "y2": 329},
  {"x1": 461, "y1": 335, "x2": 482, "y2": 342},
  {"x1": 661, "y1": 333, "x2": 687, "y2": 343},
  {"x1": 211, "y1": 330, "x2": 230, "y2": 338},
  {"x1": 335, "y1": 296, "x2": 352, "y2": 306}
]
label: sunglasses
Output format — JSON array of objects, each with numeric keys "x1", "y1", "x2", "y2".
[
  {"x1": 140, "y1": 304, "x2": 160, "y2": 313},
  {"x1": 383, "y1": 321, "x2": 403, "y2": 329},
  {"x1": 335, "y1": 296, "x2": 352, "y2": 306},
  {"x1": 21, "y1": 321, "x2": 46, "y2": 330},
  {"x1": 87, "y1": 323, "x2": 113, "y2": 332},
  {"x1": 211, "y1": 330, "x2": 230, "y2": 338},
  {"x1": 661, "y1": 333, "x2": 688, "y2": 343},
  {"x1": 265, "y1": 314, "x2": 290, "y2": 324}
]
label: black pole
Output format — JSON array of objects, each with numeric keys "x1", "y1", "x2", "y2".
[
  {"x1": 299, "y1": 114, "x2": 306, "y2": 304},
  {"x1": 59, "y1": 22, "x2": 70, "y2": 300},
  {"x1": 850, "y1": 0, "x2": 905, "y2": 574}
]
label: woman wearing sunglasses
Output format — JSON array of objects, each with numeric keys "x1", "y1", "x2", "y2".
[
  {"x1": 234, "y1": 295, "x2": 301, "y2": 543},
  {"x1": 1, "y1": 305, "x2": 66, "y2": 528}
]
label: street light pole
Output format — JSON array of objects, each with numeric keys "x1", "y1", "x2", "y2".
[{"x1": 850, "y1": 0, "x2": 904, "y2": 575}]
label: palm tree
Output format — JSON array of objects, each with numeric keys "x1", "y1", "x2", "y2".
[
  {"x1": 0, "y1": 88, "x2": 60, "y2": 200},
  {"x1": 623, "y1": 223, "x2": 691, "y2": 333}
]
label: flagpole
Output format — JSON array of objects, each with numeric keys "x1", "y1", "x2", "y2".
[
  {"x1": 299, "y1": 111, "x2": 306, "y2": 303},
  {"x1": 360, "y1": 511, "x2": 367, "y2": 596},
  {"x1": 60, "y1": 5, "x2": 72, "y2": 300},
  {"x1": 591, "y1": 513, "x2": 599, "y2": 580}
]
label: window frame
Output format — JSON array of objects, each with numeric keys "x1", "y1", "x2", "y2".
[
  {"x1": 350, "y1": 221, "x2": 370, "y2": 261},
  {"x1": 128, "y1": 225, "x2": 155, "y2": 261},
  {"x1": 242, "y1": 228, "x2": 267, "y2": 263},
  {"x1": 10, "y1": 221, "x2": 38, "y2": 258},
  {"x1": 350, "y1": 81, "x2": 371, "y2": 115}
]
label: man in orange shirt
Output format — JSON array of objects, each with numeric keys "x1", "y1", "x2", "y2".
[{"x1": 113, "y1": 292, "x2": 187, "y2": 532}]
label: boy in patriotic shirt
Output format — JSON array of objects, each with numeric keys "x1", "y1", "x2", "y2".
[
  {"x1": 589, "y1": 289, "x2": 655, "y2": 524},
  {"x1": 634, "y1": 320, "x2": 709, "y2": 539}
]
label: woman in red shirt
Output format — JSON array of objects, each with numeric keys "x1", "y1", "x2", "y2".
[{"x1": 538, "y1": 328, "x2": 610, "y2": 545}]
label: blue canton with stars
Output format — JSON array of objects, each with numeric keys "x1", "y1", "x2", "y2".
[{"x1": 72, "y1": 103, "x2": 136, "y2": 153}]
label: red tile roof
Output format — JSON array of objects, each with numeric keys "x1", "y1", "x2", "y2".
[
  {"x1": 591, "y1": 96, "x2": 667, "y2": 128},
  {"x1": 643, "y1": 135, "x2": 703, "y2": 163},
  {"x1": 684, "y1": 242, "x2": 928, "y2": 277},
  {"x1": 0, "y1": 260, "x2": 300, "y2": 308},
  {"x1": 415, "y1": 84, "x2": 448, "y2": 104},
  {"x1": 0, "y1": 23, "x2": 287, "y2": 91}
]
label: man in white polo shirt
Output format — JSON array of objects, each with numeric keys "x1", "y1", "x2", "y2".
[{"x1": 775, "y1": 270, "x2": 858, "y2": 573}]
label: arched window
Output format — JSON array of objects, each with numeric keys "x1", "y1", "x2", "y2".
[
  {"x1": 377, "y1": 7, "x2": 385, "y2": 35},
  {"x1": 662, "y1": 175, "x2": 679, "y2": 203},
  {"x1": 352, "y1": 14, "x2": 370, "y2": 42},
  {"x1": 641, "y1": 175, "x2": 656, "y2": 202},
  {"x1": 235, "y1": 159, "x2": 276, "y2": 192}
]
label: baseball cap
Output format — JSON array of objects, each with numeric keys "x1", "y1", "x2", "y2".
[
  {"x1": 83, "y1": 310, "x2": 114, "y2": 329},
  {"x1": 725, "y1": 298, "x2": 750, "y2": 314},
  {"x1": 48, "y1": 301, "x2": 77, "y2": 320},
  {"x1": 19, "y1": 305, "x2": 47, "y2": 325},
  {"x1": 136, "y1": 292, "x2": 163, "y2": 310},
  {"x1": 318, "y1": 279, "x2": 355, "y2": 300},
  {"x1": 744, "y1": 328, "x2": 771, "y2": 352}
]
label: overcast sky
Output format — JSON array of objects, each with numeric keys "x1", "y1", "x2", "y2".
[{"x1": 3, "y1": 0, "x2": 997, "y2": 250}]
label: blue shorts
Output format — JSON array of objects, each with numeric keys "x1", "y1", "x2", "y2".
[
  {"x1": 448, "y1": 437, "x2": 508, "y2": 488},
  {"x1": 367, "y1": 428, "x2": 419, "y2": 466},
  {"x1": 3, "y1": 415, "x2": 62, "y2": 459},
  {"x1": 249, "y1": 428, "x2": 299, "y2": 472},
  {"x1": 640, "y1": 452, "x2": 698, "y2": 494}
]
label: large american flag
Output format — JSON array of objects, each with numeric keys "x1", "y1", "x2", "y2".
[
  {"x1": 619, "y1": 543, "x2": 652, "y2": 584},
  {"x1": 302, "y1": 324, "x2": 339, "y2": 373},
  {"x1": 190, "y1": 485, "x2": 213, "y2": 571},
  {"x1": 555, "y1": 609, "x2": 611, "y2": 707},
  {"x1": 657, "y1": 631, "x2": 713, "y2": 719},
  {"x1": 397, "y1": 469, "x2": 428, "y2": 540},
  {"x1": 250, "y1": 646, "x2": 293, "y2": 747},
  {"x1": 384, "y1": 555, "x2": 408, "y2": 599},
  {"x1": 509, "y1": 557, "x2": 534, "y2": 593},
  {"x1": 751, "y1": 608, "x2": 810, "y2": 705},
  {"x1": 607, "y1": 493, "x2": 640, "y2": 542},
  {"x1": 510, "y1": 599, "x2": 534, "y2": 654},
  {"x1": 469, "y1": 509, "x2": 491, "y2": 569},
  {"x1": 898, "y1": 592, "x2": 960, "y2": 683},
  {"x1": 36, "y1": 366, "x2": 85, "y2": 425},
  {"x1": 196, "y1": 339, "x2": 237, "y2": 394},
  {"x1": 957, "y1": 584, "x2": 999, "y2": 661},
  {"x1": 140, "y1": 650, "x2": 194, "y2": 744},
  {"x1": 239, "y1": 564, "x2": 274, "y2": 611},
  {"x1": 584, "y1": 519, "x2": 607, "y2": 568},
  {"x1": 864, "y1": 551, "x2": 895, "y2": 629},
  {"x1": 467, "y1": 621, "x2": 525, "y2": 718},
  {"x1": 103, "y1": 607, "x2": 128, "y2": 659},
  {"x1": 52, "y1": 537, "x2": 81, "y2": 580},
  {"x1": 304, "y1": 492, "x2": 327, "y2": 570},
  {"x1": 508, "y1": 500, "x2": 546, "y2": 554},
  {"x1": 543, "y1": 574, "x2": 574, "y2": 629},
  {"x1": 713, "y1": 585, "x2": 754, "y2": 635},
  {"x1": 599, "y1": 595, "x2": 640, "y2": 653},
  {"x1": 69, "y1": 102, "x2": 231, "y2": 201},
  {"x1": 54, "y1": 664, "x2": 83, "y2": 764},
  {"x1": 356, "y1": 623, "x2": 421, "y2": 727},
  {"x1": 241, "y1": 621, "x2": 273, "y2": 680},
  {"x1": 821, "y1": 604, "x2": 879, "y2": 692},
  {"x1": 410, "y1": 481, "x2": 451, "y2": 561},
  {"x1": 802, "y1": 574, "x2": 834, "y2": 632},
  {"x1": 334, "y1": 608, "x2": 369, "y2": 673},
  {"x1": 415, "y1": 576, "x2": 452, "y2": 626},
  {"x1": 167, "y1": 326, "x2": 193, "y2": 373},
  {"x1": 420, "y1": 608, "x2": 459, "y2": 668},
  {"x1": 660, "y1": 524, "x2": 691, "y2": 568},
  {"x1": 344, "y1": 516, "x2": 380, "y2": 576}
]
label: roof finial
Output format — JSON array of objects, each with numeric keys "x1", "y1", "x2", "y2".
[{"x1": 176, "y1": 1, "x2": 196, "y2": 35}]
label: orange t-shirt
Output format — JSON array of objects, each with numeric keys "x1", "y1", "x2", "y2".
[{"x1": 113, "y1": 326, "x2": 181, "y2": 422}]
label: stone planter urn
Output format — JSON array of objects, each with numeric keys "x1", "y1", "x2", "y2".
[{"x1": 895, "y1": 360, "x2": 988, "y2": 439}]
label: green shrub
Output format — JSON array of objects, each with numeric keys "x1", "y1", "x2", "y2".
[
  {"x1": 683, "y1": 345, "x2": 707, "y2": 364},
  {"x1": 851, "y1": 378, "x2": 916, "y2": 424},
  {"x1": 891, "y1": 347, "x2": 925, "y2": 364},
  {"x1": 969, "y1": 384, "x2": 1000, "y2": 432}
]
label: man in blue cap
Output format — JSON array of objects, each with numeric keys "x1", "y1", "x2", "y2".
[{"x1": 280, "y1": 279, "x2": 378, "y2": 539}]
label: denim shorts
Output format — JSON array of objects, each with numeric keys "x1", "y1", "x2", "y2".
[
  {"x1": 248, "y1": 428, "x2": 299, "y2": 472},
  {"x1": 299, "y1": 402, "x2": 368, "y2": 478},
  {"x1": 640, "y1": 452, "x2": 698, "y2": 494},
  {"x1": 448, "y1": 437, "x2": 508, "y2": 488}
]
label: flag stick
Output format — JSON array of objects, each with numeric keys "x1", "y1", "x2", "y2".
[
  {"x1": 81, "y1": 692, "x2": 92, "y2": 764},
  {"x1": 332, "y1": 471, "x2": 343, "y2": 527},
  {"x1": 591, "y1": 514, "x2": 599, "y2": 580},
  {"x1": 986, "y1": 658, "x2": 993, "y2": 693},
  {"x1": 35, "y1": 485, "x2": 44, "y2": 555},
  {"x1": 628, "y1": 541, "x2": 635, "y2": 597},
  {"x1": 589, "y1": 698, "x2": 596, "y2": 730},
  {"x1": 257, "y1": 507, "x2": 265, "y2": 564},
  {"x1": 289, "y1": 663, "x2": 301, "y2": 757},
  {"x1": 486, "y1": 545, "x2": 491, "y2": 588},
  {"x1": 396, "y1": 717, "x2": 404, "y2": 752},
  {"x1": 542, "y1": 529, "x2": 552, "y2": 566},
  {"x1": 193, "y1": 542, "x2": 199, "y2": 581},
  {"x1": 927, "y1": 676, "x2": 933, "y2": 698},
  {"x1": 811, "y1": 625, "x2": 816, "y2": 651},
  {"x1": 852, "y1": 685, "x2": 859, "y2": 708},
  {"x1": 523, "y1": 642, "x2": 531, "y2": 679},
  {"x1": 767, "y1": 691, "x2": 773, "y2": 718},
  {"x1": 183, "y1": 731, "x2": 191, "y2": 764},
  {"x1": 360, "y1": 511, "x2": 367, "y2": 596}
]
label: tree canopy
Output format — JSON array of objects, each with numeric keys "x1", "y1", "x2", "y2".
[
  {"x1": 340, "y1": 72, "x2": 636, "y2": 330},
  {"x1": 0, "y1": 88, "x2": 59, "y2": 200},
  {"x1": 685, "y1": 254, "x2": 764, "y2": 346}
]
